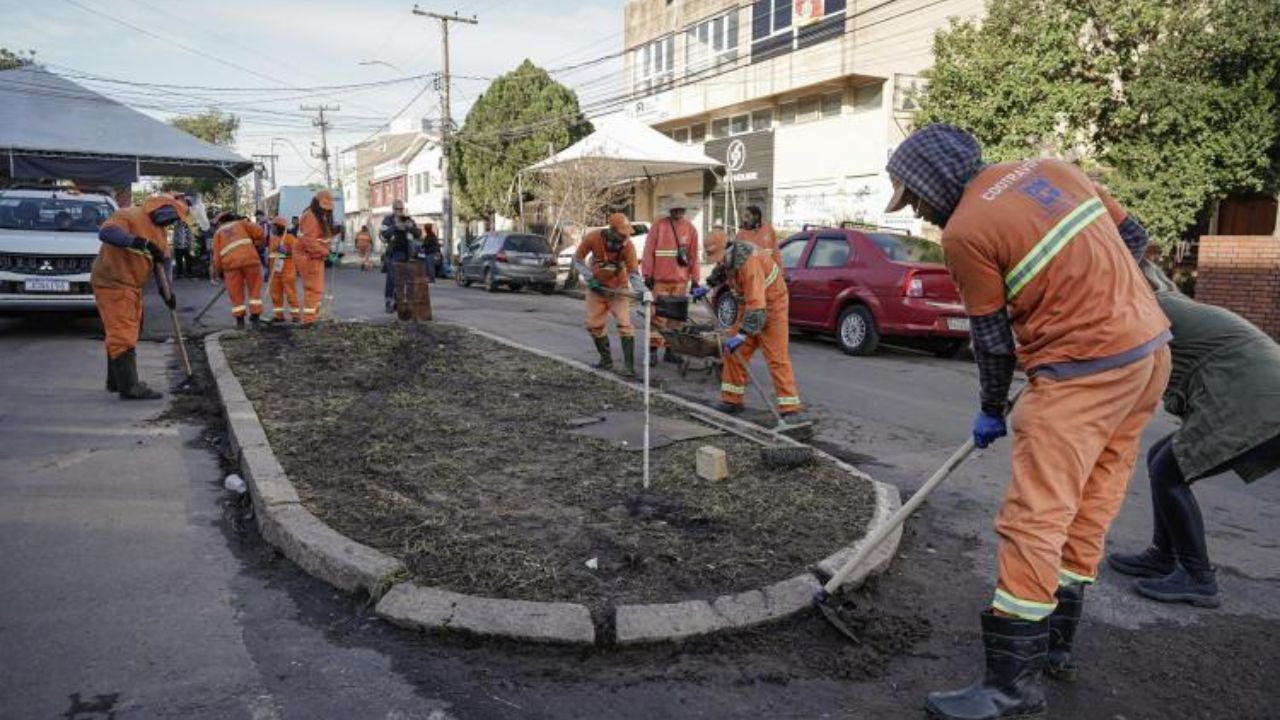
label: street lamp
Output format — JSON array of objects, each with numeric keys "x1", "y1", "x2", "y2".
[{"x1": 358, "y1": 60, "x2": 404, "y2": 73}]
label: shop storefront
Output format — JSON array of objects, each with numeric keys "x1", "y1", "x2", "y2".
[{"x1": 703, "y1": 130, "x2": 775, "y2": 232}]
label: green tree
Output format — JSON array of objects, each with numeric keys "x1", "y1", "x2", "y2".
[
  {"x1": 161, "y1": 110, "x2": 241, "y2": 211},
  {"x1": 0, "y1": 47, "x2": 35, "y2": 70},
  {"x1": 453, "y1": 60, "x2": 591, "y2": 223},
  {"x1": 917, "y1": 0, "x2": 1280, "y2": 252}
]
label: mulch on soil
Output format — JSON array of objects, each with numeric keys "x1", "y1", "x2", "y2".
[{"x1": 222, "y1": 323, "x2": 877, "y2": 613}]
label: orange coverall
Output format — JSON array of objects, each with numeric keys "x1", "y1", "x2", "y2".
[
  {"x1": 355, "y1": 229, "x2": 373, "y2": 270},
  {"x1": 576, "y1": 229, "x2": 639, "y2": 339},
  {"x1": 267, "y1": 229, "x2": 300, "y2": 321},
  {"x1": 296, "y1": 208, "x2": 332, "y2": 325},
  {"x1": 91, "y1": 196, "x2": 182, "y2": 358},
  {"x1": 642, "y1": 216, "x2": 700, "y2": 350},
  {"x1": 737, "y1": 224, "x2": 779, "y2": 260},
  {"x1": 212, "y1": 219, "x2": 267, "y2": 319},
  {"x1": 720, "y1": 250, "x2": 802, "y2": 414}
]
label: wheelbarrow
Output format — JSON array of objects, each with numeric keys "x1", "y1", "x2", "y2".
[{"x1": 657, "y1": 322, "x2": 724, "y2": 379}]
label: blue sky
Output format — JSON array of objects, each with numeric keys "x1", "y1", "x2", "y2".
[{"x1": 2, "y1": 0, "x2": 626, "y2": 185}]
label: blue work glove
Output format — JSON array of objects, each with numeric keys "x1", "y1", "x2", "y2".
[
  {"x1": 690, "y1": 285, "x2": 709, "y2": 302},
  {"x1": 586, "y1": 278, "x2": 603, "y2": 292},
  {"x1": 723, "y1": 333, "x2": 746, "y2": 354},
  {"x1": 971, "y1": 410, "x2": 1007, "y2": 449}
]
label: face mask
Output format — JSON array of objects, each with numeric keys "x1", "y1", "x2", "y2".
[
  {"x1": 743, "y1": 215, "x2": 761, "y2": 230},
  {"x1": 150, "y1": 205, "x2": 180, "y2": 226},
  {"x1": 602, "y1": 228, "x2": 624, "y2": 253}
]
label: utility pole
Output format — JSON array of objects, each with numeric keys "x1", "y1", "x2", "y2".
[
  {"x1": 251, "y1": 161, "x2": 265, "y2": 212},
  {"x1": 412, "y1": 5, "x2": 476, "y2": 261},
  {"x1": 253, "y1": 152, "x2": 279, "y2": 189},
  {"x1": 301, "y1": 104, "x2": 340, "y2": 188}
]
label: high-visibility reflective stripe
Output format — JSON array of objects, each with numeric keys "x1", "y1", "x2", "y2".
[
  {"x1": 992, "y1": 588, "x2": 1057, "y2": 621},
  {"x1": 303, "y1": 307, "x2": 318, "y2": 315},
  {"x1": 764, "y1": 264, "x2": 780, "y2": 288},
  {"x1": 249, "y1": 299, "x2": 263, "y2": 306},
  {"x1": 721, "y1": 382, "x2": 746, "y2": 395},
  {"x1": 1004, "y1": 198, "x2": 1106, "y2": 299},
  {"x1": 290, "y1": 307, "x2": 300, "y2": 313},
  {"x1": 269, "y1": 252, "x2": 290, "y2": 259},
  {"x1": 219, "y1": 237, "x2": 252, "y2": 257},
  {"x1": 231, "y1": 305, "x2": 247, "y2": 313},
  {"x1": 1059, "y1": 568, "x2": 1095, "y2": 585},
  {"x1": 654, "y1": 250, "x2": 678, "y2": 256},
  {"x1": 126, "y1": 247, "x2": 153, "y2": 261},
  {"x1": 777, "y1": 396, "x2": 801, "y2": 406}
]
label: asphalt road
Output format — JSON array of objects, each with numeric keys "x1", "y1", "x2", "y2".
[{"x1": 1, "y1": 264, "x2": 1276, "y2": 719}]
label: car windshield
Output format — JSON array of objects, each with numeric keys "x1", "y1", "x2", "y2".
[
  {"x1": 869, "y1": 233, "x2": 944, "y2": 263},
  {"x1": 503, "y1": 234, "x2": 550, "y2": 253},
  {"x1": 0, "y1": 195, "x2": 114, "y2": 232}
]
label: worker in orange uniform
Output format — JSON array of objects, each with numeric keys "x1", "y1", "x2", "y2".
[
  {"x1": 885, "y1": 125, "x2": 1171, "y2": 720},
  {"x1": 296, "y1": 190, "x2": 335, "y2": 326},
  {"x1": 93, "y1": 193, "x2": 188, "y2": 400},
  {"x1": 572, "y1": 212, "x2": 649, "y2": 378},
  {"x1": 210, "y1": 213, "x2": 268, "y2": 328},
  {"x1": 355, "y1": 224, "x2": 373, "y2": 271},
  {"x1": 699, "y1": 232, "x2": 802, "y2": 419},
  {"x1": 266, "y1": 216, "x2": 300, "y2": 323},
  {"x1": 642, "y1": 195, "x2": 700, "y2": 366},
  {"x1": 736, "y1": 205, "x2": 778, "y2": 260}
]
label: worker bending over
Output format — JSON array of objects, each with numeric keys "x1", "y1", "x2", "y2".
[
  {"x1": 701, "y1": 232, "x2": 802, "y2": 420},
  {"x1": 642, "y1": 195, "x2": 700, "y2": 365},
  {"x1": 573, "y1": 213, "x2": 648, "y2": 378},
  {"x1": 296, "y1": 190, "x2": 335, "y2": 326},
  {"x1": 211, "y1": 213, "x2": 267, "y2": 328},
  {"x1": 93, "y1": 193, "x2": 188, "y2": 400},
  {"x1": 267, "y1": 216, "x2": 300, "y2": 323},
  {"x1": 886, "y1": 124, "x2": 1170, "y2": 720}
]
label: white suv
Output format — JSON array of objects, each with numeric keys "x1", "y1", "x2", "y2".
[{"x1": 0, "y1": 186, "x2": 117, "y2": 313}]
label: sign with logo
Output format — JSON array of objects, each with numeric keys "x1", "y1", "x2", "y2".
[
  {"x1": 795, "y1": 0, "x2": 823, "y2": 26},
  {"x1": 705, "y1": 130, "x2": 774, "y2": 191}
]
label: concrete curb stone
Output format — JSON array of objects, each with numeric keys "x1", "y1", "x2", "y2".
[{"x1": 375, "y1": 582, "x2": 596, "y2": 645}]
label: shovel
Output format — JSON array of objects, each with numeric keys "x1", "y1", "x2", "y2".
[
  {"x1": 154, "y1": 265, "x2": 197, "y2": 392},
  {"x1": 813, "y1": 385, "x2": 1026, "y2": 642},
  {"x1": 192, "y1": 285, "x2": 226, "y2": 326}
]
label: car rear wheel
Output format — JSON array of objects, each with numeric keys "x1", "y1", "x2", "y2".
[
  {"x1": 837, "y1": 305, "x2": 879, "y2": 356},
  {"x1": 714, "y1": 290, "x2": 738, "y2": 329},
  {"x1": 538, "y1": 284, "x2": 556, "y2": 295},
  {"x1": 484, "y1": 268, "x2": 499, "y2": 293},
  {"x1": 932, "y1": 338, "x2": 970, "y2": 359}
]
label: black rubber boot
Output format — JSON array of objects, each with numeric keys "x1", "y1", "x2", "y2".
[
  {"x1": 114, "y1": 349, "x2": 162, "y2": 401},
  {"x1": 1046, "y1": 582, "x2": 1084, "y2": 681},
  {"x1": 592, "y1": 335, "x2": 613, "y2": 370},
  {"x1": 620, "y1": 336, "x2": 637, "y2": 379},
  {"x1": 235, "y1": 316, "x2": 246, "y2": 330},
  {"x1": 663, "y1": 347, "x2": 682, "y2": 364},
  {"x1": 105, "y1": 356, "x2": 118, "y2": 392},
  {"x1": 648, "y1": 346, "x2": 660, "y2": 368},
  {"x1": 715, "y1": 401, "x2": 744, "y2": 415},
  {"x1": 925, "y1": 611, "x2": 1048, "y2": 720},
  {"x1": 1107, "y1": 546, "x2": 1177, "y2": 578},
  {"x1": 1134, "y1": 565, "x2": 1221, "y2": 608},
  {"x1": 249, "y1": 314, "x2": 261, "y2": 328}
]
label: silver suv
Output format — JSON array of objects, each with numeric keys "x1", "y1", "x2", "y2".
[{"x1": 0, "y1": 186, "x2": 117, "y2": 313}]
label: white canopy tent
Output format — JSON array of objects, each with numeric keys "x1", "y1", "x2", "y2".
[{"x1": 527, "y1": 114, "x2": 723, "y2": 178}]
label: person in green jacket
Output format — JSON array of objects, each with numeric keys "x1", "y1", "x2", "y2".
[{"x1": 1108, "y1": 260, "x2": 1280, "y2": 607}]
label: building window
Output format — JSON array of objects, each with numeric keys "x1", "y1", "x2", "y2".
[
  {"x1": 779, "y1": 101, "x2": 797, "y2": 126},
  {"x1": 634, "y1": 35, "x2": 675, "y2": 92},
  {"x1": 730, "y1": 113, "x2": 750, "y2": 135},
  {"x1": 686, "y1": 10, "x2": 739, "y2": 75},
  {"x1": 853, "y1": 83, "x2": 883, "y2": 112},
  {"x1": 751, "y1": 108, "x2": 773, "y2": 131},
  {"x1": 797, "y1": 95, "x2": 820, "y2": 122},
  {"x1": 672, "y1": 127, "x2": 691, "y2": 144},
  {"x1": 752, "y1": 0, "x2": 792, "y2": 40},
  {"x1": 710, "y1": 117, "x2": 730, "y2": 138},
  {"x1": 821, "y1": 91, "x2": 843, "y2": 119},
  {"x1": 690, "y1": 123, "x2": 707, "y2": 143},
  {"x1": 752, "y1": 0, "x2": 847, "y2": 62}
]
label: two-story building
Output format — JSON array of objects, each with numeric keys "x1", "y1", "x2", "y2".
[{"x1": 620, "y1": 0, "x2": 983, "y2": 235}]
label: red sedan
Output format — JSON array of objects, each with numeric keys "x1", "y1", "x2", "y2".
[{"x1": 716, "y1": 225, "x2": 970, "y2": 357}]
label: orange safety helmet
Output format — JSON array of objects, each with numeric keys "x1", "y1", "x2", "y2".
[
  {"x1": 606, "y1": 212, "x2": 633, "y2": 237},
  {"x1": 271, "y1": 215, "x2": 288, "y2": 228},
  {"x1": 315, "y1": 189, "x2": 335, "y2": 211},
  {"x1": 704, "y1": 228, "x2": 729, "y2": 264}
]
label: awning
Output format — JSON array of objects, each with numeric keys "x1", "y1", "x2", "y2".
[{"x1": 0, "y1": 67, "x2": 254, "y2": 182}]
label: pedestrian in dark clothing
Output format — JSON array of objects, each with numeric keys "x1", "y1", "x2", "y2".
[
  {"x1": 416, "y1": 223, "x2": 440, "y2": 282},
  {"x1": 380, "y1": 199, "x2": 421, "y2": 312},
  {"x1": 1107, "y1": 260, "x2": 1280, "y2": 608},
  {"x1": 172, "y1": 219, "x2": 192, "y2": 278}
]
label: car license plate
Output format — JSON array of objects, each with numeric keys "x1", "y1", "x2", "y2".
[
  {"x1": 25, "y1": 278, "x2": 71, "y2": 293},
  {"x1": 946, "y1": 317, "x2": 971, "y2": 332}
]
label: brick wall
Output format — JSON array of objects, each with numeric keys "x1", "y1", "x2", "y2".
[{"x1": 1196, "y1": 236, "x2": 1280, "y2": 338}]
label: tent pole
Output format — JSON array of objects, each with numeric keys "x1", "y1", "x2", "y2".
[{"x1": 517, "y1": 172, "x2": 525, "y2": 232}]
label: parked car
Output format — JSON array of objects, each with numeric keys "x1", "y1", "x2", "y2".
[
  {"x1": 457, "y1": 231, "x2": 557, "y2": 293},
  {"x1": 555, "y1": 222, "x2": 649, "y2": 287},
  {"x1": 0, "y1": 185, "x2": 117, "y2": 314},
  {"x1": 714, "y1": 225, "x2": 970, "y2": 357}
]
